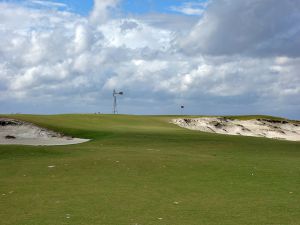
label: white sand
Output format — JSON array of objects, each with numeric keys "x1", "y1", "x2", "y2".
[
  {"x1": 0, "y1": 118, "x2": 90, "y2": 146},
  {"x1": 171, "y1": 117, "x2": 300, "y2": 141}
]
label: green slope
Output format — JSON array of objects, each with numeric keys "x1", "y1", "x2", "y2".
[{"x1": 0, "y1": 114, "x2": 299, "y2": 225}]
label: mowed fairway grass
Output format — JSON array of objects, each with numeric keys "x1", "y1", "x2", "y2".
[{"x1": 0, "y1": 114, "x2": 299, "y2": 225}]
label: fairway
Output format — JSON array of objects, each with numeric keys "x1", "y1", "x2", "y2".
[{"x1": 1, "y1": 114, "x2": 300, "y2": 225}]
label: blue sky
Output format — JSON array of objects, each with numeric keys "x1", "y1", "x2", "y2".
[
  {"x1": 1, "y1": 0, "x2": 94, "y2": 14},
  {"x1": 2, "y1": 0, "x2": 208, "y2": 15},
  {"x1": 121, "y1": 0, "x2": 207, "y2": 15}
]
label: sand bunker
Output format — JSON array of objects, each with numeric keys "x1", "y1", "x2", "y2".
[
  {"x1": 0, "y1": 118, "x2": 90, "y2": 146},
  {"x1": 172, "y1": 117, "x2": 300, "y2": 141}
]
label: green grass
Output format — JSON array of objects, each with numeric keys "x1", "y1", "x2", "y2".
[{"x1": 0, "y1": 114, "x2": 299, "y2": 225}]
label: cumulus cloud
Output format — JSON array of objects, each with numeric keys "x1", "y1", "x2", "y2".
[
  {"x1": 89, "y1": 0, "x2": 119, "y2": 24},
  {"x1": 99, "y1": 19, "x2": 173, "y2": 50},
  {"x1": 180, "y1": 0, "x2": 300, "y2": 57},
  {"x1": 0, "y1": 0, "x2": 299, "y2": 118}
]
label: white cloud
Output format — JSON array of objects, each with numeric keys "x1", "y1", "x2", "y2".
[
  {"x1": 99, "y1": 19, "x2": 174, "y2": 50},
  {"x1": 74, "y1": 23, "x2": 92, "y2": 53},
  {"x1": 89, "y1": 0, "x2": 119, "y2": 24},
  {"x1": 29, "y1": 0, "x2": 68, "y2": 9},
  {"x1": 170, "y1": 1, "x2": 208, "y2": 16}
]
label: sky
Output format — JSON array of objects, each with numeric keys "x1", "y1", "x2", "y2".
[{"x1": 0, "y1": 0, "x2": 299, "y2": 119}]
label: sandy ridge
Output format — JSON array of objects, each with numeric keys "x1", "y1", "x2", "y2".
[{"x1": 171, "y1": 117, "x2": 300, "y2": 141}]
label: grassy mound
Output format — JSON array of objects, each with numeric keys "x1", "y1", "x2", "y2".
[{"x1": 0, "y1": 114, "x2": 299, "y2": 225}]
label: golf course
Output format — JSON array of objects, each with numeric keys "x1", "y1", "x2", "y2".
[{"x1": 1, "y1": 114, "x2": 299, "y2": 225}]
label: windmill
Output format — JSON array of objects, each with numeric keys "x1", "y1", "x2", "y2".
[{"x1": 113, "y1": 89, "x2": 124, "y2": 114}]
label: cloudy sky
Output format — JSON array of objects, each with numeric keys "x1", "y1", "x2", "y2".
[{"x1": 0, "y1": 0, "x2": 299, "y2": 118}]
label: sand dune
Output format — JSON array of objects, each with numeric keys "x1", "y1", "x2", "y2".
[{"x1": 171, "y1": 117, "x2": 300, "y2": 141}]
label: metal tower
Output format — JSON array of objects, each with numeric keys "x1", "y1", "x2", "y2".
[{"x1": 113, "y1": 89, "x2": 124, "y2": 114}]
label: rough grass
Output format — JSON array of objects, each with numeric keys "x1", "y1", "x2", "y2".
[{"x1": 0, "y1": 114, "x2": 299, "y2": 225}]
